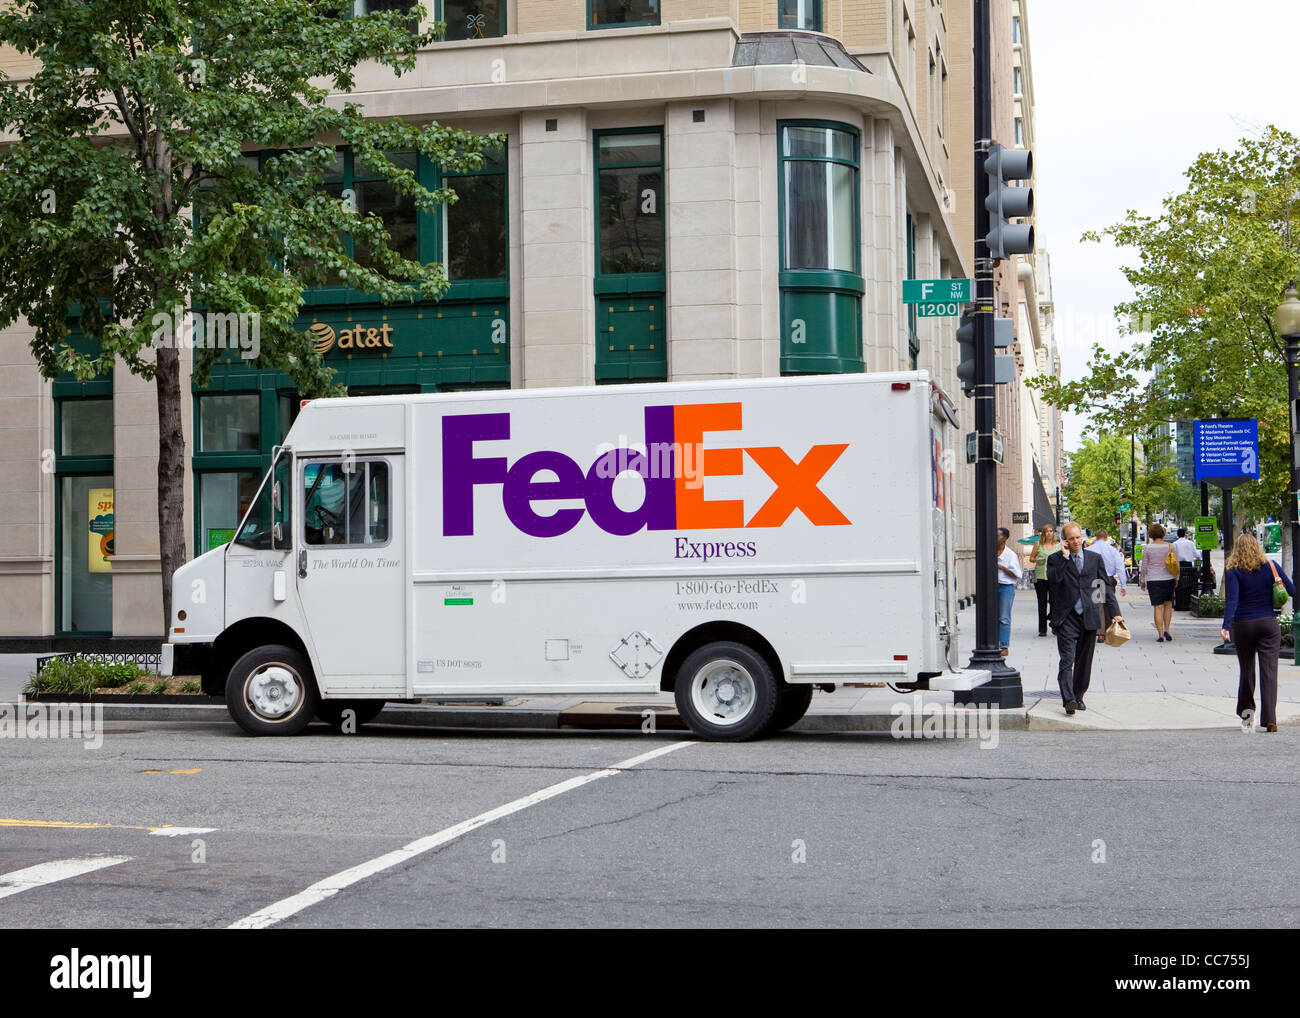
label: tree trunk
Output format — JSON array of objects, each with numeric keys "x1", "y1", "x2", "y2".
[{"x1": 155, "y1": 343, "x2": 186, "y2": 636}]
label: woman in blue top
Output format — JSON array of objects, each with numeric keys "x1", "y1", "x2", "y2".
[{"x1": 1220, "y1": 534, "x2": 1294, "y2": 732}]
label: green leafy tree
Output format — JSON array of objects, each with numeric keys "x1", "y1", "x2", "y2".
[
  {"x1": 0, "y1": 1, "x2": 499, "y2": 631},
  {"x1": 1065, "y1": 434, "x2": 1181, "y2": 535},
  {"x1": 1029, "y1": 127, "x2": 1300, "y2": 539}
]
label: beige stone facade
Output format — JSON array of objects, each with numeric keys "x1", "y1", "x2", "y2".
[{"x1": 0, "y1": 1, "x2": 982, "y2": 642}]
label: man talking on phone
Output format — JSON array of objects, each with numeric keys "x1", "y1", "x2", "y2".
[{"x1": 1047, "y1": 522, "x2": 1123, "y2": 715}]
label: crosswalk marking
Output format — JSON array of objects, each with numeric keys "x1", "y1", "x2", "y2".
[{"x1": 0, "y1": 857, "x2": 131, "y2": 900}]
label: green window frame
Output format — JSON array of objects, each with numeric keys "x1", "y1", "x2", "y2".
[
  {"x1": 777, "y1": 120, "x2": 865, "y2": 375},
  {"x1": 191, "y1": 389, "x2": 284, "y2": 555},
  {"x1": 436, "y1": 0, "x2": 507, "y2": 40},
  {"x1": 594, "y1": 127, "x2": 665, "y2": 383},
  {"x1": 588, "y1": 0, "x2": 660, "y2": 30},
  {"x1": 778, "y1": 0, "x2": 821, "y2": 31}
]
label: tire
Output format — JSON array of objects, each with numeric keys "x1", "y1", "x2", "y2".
[
  {"x1": 673, "y1": 641, "x2": 779, "y2": 742},
  {"x1": 768, "y1": 682, "x2": 813, "y2": 733},
  {"x1": 225, "y1": 645, "x2": 319, "y2": 736},
  {"x1": 316, "y1": 700, "x2": 386, "y2": 730}
]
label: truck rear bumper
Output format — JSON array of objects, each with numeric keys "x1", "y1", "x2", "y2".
[{"x1": 927, "y1": 668, "x2": 993, "y2": 691}]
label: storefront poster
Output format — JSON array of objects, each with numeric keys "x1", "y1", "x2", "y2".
[
  {"x1": 207, "y1": 528, "x2": 237, "y2": 551},
  {"x1": 88, "y1": 488, "x2": 114, "y2": 573}
]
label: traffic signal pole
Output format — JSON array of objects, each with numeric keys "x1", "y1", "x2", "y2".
[{"x1": 958, "y1": 0, "x2": 1023, "y2": 707}]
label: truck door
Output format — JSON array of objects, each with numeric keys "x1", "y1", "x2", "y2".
[{"x1": 296, "y1": 455, "x2": 405, "y2": 689}]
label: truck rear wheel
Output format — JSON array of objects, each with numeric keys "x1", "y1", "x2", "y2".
[
  {"x1": 674, "y1": 642, "x2": 778, "y2": 742},
  {"x1": 316, "y1": 700, "x2": 386, "y2": 730},
  {"x1": 226, "y1": 645, "x2": 318, "y2": 736},
  {"x1": 769, "y1": 683, "x2": 813, "y2": 733}
]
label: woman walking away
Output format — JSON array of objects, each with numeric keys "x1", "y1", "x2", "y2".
[
  {"x1": 1221, "y1": 533, "x2": 1293, "y2": 733},
  {"x1": 1138, "y1": 523, "x2": 1177, "y2": 641},
  {"x1": 1028, "y1": 524, "x2": 1060, "y2": 637}
]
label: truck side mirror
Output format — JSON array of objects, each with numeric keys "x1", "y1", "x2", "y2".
[
  {"x1": 272, "y1": 521, "x2": 283, "y2": 545},
  {"x1": 272, "y1": 480, "x2": 282, "y2": 512}
]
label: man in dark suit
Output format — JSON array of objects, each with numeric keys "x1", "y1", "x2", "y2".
[{"x1": 1047, "y1": 522, "x2": 1123, "y2": 715}]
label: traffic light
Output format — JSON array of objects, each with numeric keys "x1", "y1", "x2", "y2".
[
  {"x1": 984, "y1": 143, "x2": 1034, "y2": 259},
  {"x1": 955, "y1": 308, "x2": 976, "y2": 395}
]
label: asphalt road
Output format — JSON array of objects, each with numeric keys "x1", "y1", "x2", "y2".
[{"x1": 0, "y1": 717, "x2": 1295, "y2": 929}]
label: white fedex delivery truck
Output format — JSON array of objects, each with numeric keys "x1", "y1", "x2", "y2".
[{"x1": 163, "y1": 372, "x2": 969, "y2": 741}]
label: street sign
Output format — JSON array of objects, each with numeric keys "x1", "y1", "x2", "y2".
[
  {"x1": 1117, "y1": 502, "x2": 1132, "y2": 513},
  {"x1": 903, "y1": 278, "x2": 972, "y2": 304},
  {"x1": 1193, "y1": 418, "x2": 1259, "y2": 484},
  {"x1": 1011, "y1": 511, "x2": 1030, "y2": 524},
  {"x1": 1194, "y1": 515, "x2": 1219, "y2": 551},
  {"x1": 916, "y1": 301, "x2": 966, "y2": 318}
]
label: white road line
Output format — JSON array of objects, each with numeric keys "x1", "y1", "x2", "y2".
[
  {"x1": 0, "y1": 857, "x2": 131, "y2": 900},
  {"x1": 228, "y1": 739, "x2": 697, "y2": 930},
  {"x1": 149, "y1": 827, "x2": 217, "y2": 838}
]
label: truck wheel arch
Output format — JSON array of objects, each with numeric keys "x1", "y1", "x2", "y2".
[
  {"x1": 660, "y1": 622, "x2": 784, "y2": 692},
  {"x1": 205, "y1": 618, "x2": 315, "y2": 697}
]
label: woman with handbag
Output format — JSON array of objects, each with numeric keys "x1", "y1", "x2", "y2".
[
  {"x1": 1138, "y1": 522, "x2": 1177, "y2": 642},
  {"x1": 1221, "y1": 533, "x2": 1293, "y2": 733},
  {"x1": 1028, "y1": 524, "x2": 1060, "y2": 637}
]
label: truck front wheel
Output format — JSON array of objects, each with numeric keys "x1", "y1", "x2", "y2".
[
  {"x1": 674, "y1": 642, "x2": 779, "y2": 742},
  {"x1": 226, "y1": 645, "x2": 319, "y2": 736}
]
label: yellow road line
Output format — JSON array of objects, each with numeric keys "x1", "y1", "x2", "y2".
[{"x1": 0, "y1": 818, "x2": 157, "y2": 831}]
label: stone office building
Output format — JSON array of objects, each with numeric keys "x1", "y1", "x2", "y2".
[{"x1": 0, "y1": 0, "x2": 975, "y2": 645}]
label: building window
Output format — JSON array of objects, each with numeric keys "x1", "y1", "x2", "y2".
[
  {"x1": 1012, "y1": 15, "x2": 1021, "y2": 43},
  {"x1": 589, "y1": 0, "x2": 660, "y2": 30},
  {"x1": 353, "y1": 0, "x2": 419, "y2": 32},
  {"x1": 594, "y1": 128, "x2": 665, "y2": 382},
  {"x1": 778, "y1": 0, "x2": 821, "y2": 31},
  {"x1": 1013, "y1": 66, "x2": 1022, "y2": 96},
  {"x1": 443, "y1": 148, "x2": 508, "y2": 280},
  {"x1": 197, "y1": 393, "x2": 260, "y2": 453},
  {"x1": 778, "y1": 121, "x2": 864, "y2": 375},
  {"x1": 255, "y1": 144, "x2": 510, "y2": 304},
  {"x1": 438, "y1": 0, "x2": 506, "y2": 40},
  {"x1": 55, "y1": 397, "x2": 114, "y2": 635},
  {"x1": 596, "y1": 131, "x2": 664, "y2": 277},
  {"x1": 1014, "y1": 117, "x2": 1024, "y2": 146},
  {"x1": 781, "y1": 123, "x2": 859, "y2": 274}
]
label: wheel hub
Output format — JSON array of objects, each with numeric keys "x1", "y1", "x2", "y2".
[
  {"x1": 692, "y1": 660, "x2": 755, "y2": 726},
  {"x1": 248, "y1": 665, "x2": 301, "y2": 720}
]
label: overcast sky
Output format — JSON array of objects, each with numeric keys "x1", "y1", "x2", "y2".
[{"x1": 1029, "y1": 0, "x2": 1299, "y2": 452}]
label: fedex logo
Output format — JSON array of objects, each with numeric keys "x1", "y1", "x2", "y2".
[{"x1": 442, "y1": 402, "x2": 850, "y2": 537}]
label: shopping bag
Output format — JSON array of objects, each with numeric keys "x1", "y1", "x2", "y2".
[{"x1": 1104, "y1": 617, "x2": 1131, "y2": 647}]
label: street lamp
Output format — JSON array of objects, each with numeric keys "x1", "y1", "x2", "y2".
[{"x1": 1274, "y1": 284, "x2": 1300, "y2": 594}]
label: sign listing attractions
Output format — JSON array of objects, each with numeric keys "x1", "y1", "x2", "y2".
[{"x1": 1193, "y1": 418, "x2": 1258, "y2": 484}]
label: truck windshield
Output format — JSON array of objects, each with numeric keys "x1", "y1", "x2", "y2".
[{"x1": 234, "y1": 451, "x2": 291, "y2": 550}]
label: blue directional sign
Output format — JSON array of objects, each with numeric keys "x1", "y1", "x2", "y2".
[{"x1": 1193, "y1": 418, "x2": 1258, "y2": 484}]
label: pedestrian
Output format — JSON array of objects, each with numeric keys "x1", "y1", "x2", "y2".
[
  {"x1": 1090, "y1": 528, "x2": 1128, "y2": 643},
  {"x1": 1138, "y1": 522, "x2": 1177, "y2": 642},
  {"x1": 1047, "y1": 522, "x2": 1123, "y2": 715},
  {"x1": 995, "y1": 526, "x2": 1023, "y2": 657},
  {"x1": 1027, "y1": 524, "x2": 1060, "y2": 637},
  {"x1": 1172, "y1": 526, "x2": 1199, "y2": 610},
  {"x1": 1221, "y1": 533, "x2": 1293, "y2": 733}
]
